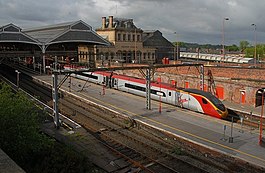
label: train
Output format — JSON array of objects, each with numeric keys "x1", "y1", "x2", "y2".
[{"x1": 64, "y1": 65, "x2": 228, "y2": 119}]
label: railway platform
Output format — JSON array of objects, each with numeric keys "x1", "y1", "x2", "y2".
[
  {"x1": 0, "y1": 148, "x2": 25, "y2": 173},
  {"x1": 33, "y1": 74, "x2": 265, "y2": 169},
  {"x1": 223, "y1": 100, "x2": 262, "y2": 118}
]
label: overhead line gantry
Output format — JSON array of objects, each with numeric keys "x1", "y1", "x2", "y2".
[{"x1": 52, "y1": 63, "x2": 204, "y2": 129}]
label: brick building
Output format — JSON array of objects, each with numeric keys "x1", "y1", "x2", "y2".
[{"x1": 117, "y1": 63, "x2": 265, "y2": 106}]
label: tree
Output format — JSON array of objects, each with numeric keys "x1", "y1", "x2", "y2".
[
  {"x1": 0, "y1": 83, "x2": 53, "y2": 165},
  {"x1": 239, "y1": 40, "x2": 250, "y2": 52},
  {"x1": 227, "y1": 44, "x2": 239, "y2": 52},
  {"x1": 0, "y1": 83, "x2": 97, "y2": 172}
]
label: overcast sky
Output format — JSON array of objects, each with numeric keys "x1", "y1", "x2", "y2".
[{"x1": 0, "y1": 0, "x2": 264, "y2": 45}]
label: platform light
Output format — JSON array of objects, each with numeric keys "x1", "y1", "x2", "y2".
[
  {"x1": 15, "y1": 70, "x2": 20, "y2": 89},
  {"x1": 222, "y1": 18, "x2": 229, "y2": 62},
  {"x1": 251, "y1": 24, "x2": 257, "y2": 66}
]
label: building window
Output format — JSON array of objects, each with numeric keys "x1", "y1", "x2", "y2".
[
  {"x1": 143, "y1": 53, "x2": 146, "y2": 59},
  {"x1": 128, "y1": 34, "x2": 131, "y2": 41},
  {"x1": 132, "y1": 35, "x2": 135, "y2": 41},
  {"x1": 117, "y1": 33, "x2": 121, "y2": 41},
  {"x1": 137, "y1": 35, "x2": 140, "y2": 41},
  {"x1": 123, "y1": 34, "x2": 126, "y2": 41}
]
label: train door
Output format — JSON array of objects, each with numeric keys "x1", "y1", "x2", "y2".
[
  {"x1": 175, "y1": 91, "x2": 180, "y2": 106},
  {"x1": 103, "y1": 76, "x2": 107, "y2": 86},
  {"x1": 176, "y1": 91, "x2": 189, "y2": 109},
  {"x1": 111, "y1": 78, "x2": 115, "y2": 88},
  {"x1": 105, "y1": 76, "x2": 111, "y2": 88},
  {"x1": 182, "y1": 93, "x2": 190, "y2": 109},
  {"x1": 167, "y1": 90, "x2": 174, "y2": 104},
  {"x1": 113, "y1": 78, "x2": 118, "y2": 89}
]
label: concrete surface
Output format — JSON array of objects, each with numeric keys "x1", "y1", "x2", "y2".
[{"x1": 35, "y1": 74, "x2": 265, "y2": 168}]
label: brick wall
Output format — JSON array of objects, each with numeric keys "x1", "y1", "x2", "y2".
[{"x1": 117, "y1": 65, "x2": 265, "y2": 106}]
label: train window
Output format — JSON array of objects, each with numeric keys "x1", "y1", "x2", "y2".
[
  {"x1": 124, "y1": 83, "x2": 166, "y2": 96},
  {"x1": 125, "y1": 83, "x2": 145, "y2": 92},
  {"x1": 202, "y1": 98, "x2": 208, "y2": 104},
  {"x1": 169, "y1": 92, "x2": 171, "y2": 97},
  {"x1": 81, "y1": 73, "x2": 98, "y2": 79}
]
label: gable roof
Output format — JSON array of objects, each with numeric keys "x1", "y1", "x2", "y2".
[
  {"x1": 143, "y1": 30, "x2": 174, "y2": 48},
  {"x1": 0, "y1": 23, "x2": 40, "y2": 45},
  {"x1": 23, "y1": 20, "x2": 110, "y2": 46}
]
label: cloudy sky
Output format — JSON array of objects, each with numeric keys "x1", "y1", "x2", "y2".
[{"x1": 0, "y1": 0, "x2": 264, "y2": 45}]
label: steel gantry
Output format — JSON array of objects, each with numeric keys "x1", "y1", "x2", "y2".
[
  {"x1": 51, "y1": 63, "x2": 204, "y2": 129},
  {"x1": 145, "y1": 67, "x2": 152, "y2": 110}
]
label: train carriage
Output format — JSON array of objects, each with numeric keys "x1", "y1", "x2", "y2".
[{"x1": 63, "y1": 65, "x2": 228, "y2": 119}]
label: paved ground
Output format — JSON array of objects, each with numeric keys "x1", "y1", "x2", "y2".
[
  {"x1": 35, "y1": 74, "x2": 265, "y2": 168},
  {"x1": 223, "y1": 100, "x2": 262, "y2": 118},
  {"x1": 0, "y1": 149, "x2": 25, "y2": 173}
]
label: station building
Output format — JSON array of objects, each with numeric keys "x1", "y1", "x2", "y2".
[
  {"x1": 78, "y1": 16, "x2": 175, "y2": 64},
  {"x1": 0, "y1": 20, "x2": 110, "y2": 70}
]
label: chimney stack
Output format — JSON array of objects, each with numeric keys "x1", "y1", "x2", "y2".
[
  {"x1": 102, "y1": 17, "x2": 106, "y2": 29},
  {"x1": 108, "y1": 16, "x2": 113, "y2": 28}
]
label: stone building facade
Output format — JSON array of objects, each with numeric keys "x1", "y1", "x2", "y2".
[{"x1": 78, "y1": 16, "x2": 175, "y2": 65}]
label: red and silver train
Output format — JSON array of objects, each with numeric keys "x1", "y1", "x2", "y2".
[{"x1": 65, "y1": 66, "x2": 228, "y2": 119}]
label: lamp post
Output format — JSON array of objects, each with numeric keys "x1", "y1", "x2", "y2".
[
  {"x1": 222, "y1": 18, "x2": 229, "y2": 61},
  {"x1": 174, "y1": 32, "x2": 179, "y2": 63},
  {"x1": 251, "y1": 24, "x2": 257, "y2": 66},
  {"x1": 15, "y1": 70, "x2": 20, "y2": 89}
]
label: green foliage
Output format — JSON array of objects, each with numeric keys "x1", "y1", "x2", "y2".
[
  {"x1": 0, "y1": 83, "x2": 99, "y2": 172},
  {"x1": 245, "y1": 44, "x2": 265, "y2": 59},
  {"x1": 0, "y1": 83, "x2": 53, "y2": 165},
  {"x1": 172, "y1": 42, "x2": 222, "y2": 50},
  {"x1": 172, "y1": 146, "x2": 185, "y2": 155},
  {"x1": 27, "y1": 144, "x2": 96, "y2": 173},
  {"x1": 239, "y1": 40, "x2": 250, "y2": 51},
  {"x1": 245, "y1": 47, "x2": 254, "y2": 57},
  {"x1": 227, "y1": 44, "x2": 239, "y2": 52}
]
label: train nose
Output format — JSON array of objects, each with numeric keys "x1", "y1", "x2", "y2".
[{"x1": 221, "y1": 108, "x2": 229, "y2": 118}]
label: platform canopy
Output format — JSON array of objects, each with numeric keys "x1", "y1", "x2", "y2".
[
  {"x1": 23, "y1": 20, "x2": 110, "y2": 46},
  {"x1": 0, "y1": 20, "x2": 110, "y2": 47},
  {"x1": 0, "y1": 23, "x2": 40, "y2": 45}
]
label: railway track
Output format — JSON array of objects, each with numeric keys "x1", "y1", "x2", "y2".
[
  {"x1": 1, "y1": 63, "x2": 224, "y2": 172},
  {"x1": 1, "y1": 62, "x2": 262, "y2": 129},
  {"x1": 1, "y1": 63, "x2": 264, "y2": 172},
  {"x1": 60, "y1": 96, "x2": 219, "y2": 173}
]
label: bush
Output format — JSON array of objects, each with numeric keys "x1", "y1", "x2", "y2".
[{"x1": 0, "y1": 83, "x2": 101, "y2": 172}]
